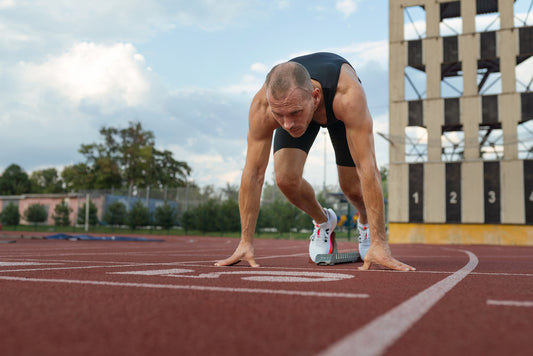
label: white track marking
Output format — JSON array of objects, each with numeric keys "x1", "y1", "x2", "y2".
[
  {"x1": 0, "y1": 275, "x2": 368, "y2": 299},
  {"x1": 0, "y1": 262, "x2": 189, "y2": 273},
  {"x1": 487, "y1": 300, "x2": 533, "y2": 307},
  {"x1": 112, "y1": 269, "x2": 354, "y2": 283},
  {"x1": 319, "y1": 249, "x2": 479, "y2": 356},
  {"x1": 0, "y1": 262, "x2": 56, "y2": 267}
]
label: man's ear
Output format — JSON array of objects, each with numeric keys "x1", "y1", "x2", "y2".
[{"x1": 311, "y1": 88, "x2": 320, "y2": 110}]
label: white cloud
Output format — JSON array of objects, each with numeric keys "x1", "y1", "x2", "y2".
[
  {"x1": 334, "y1": 40, "x2": 389, "y2": 69},
  {"x1": 277, "y1": 0, "x2": 289, "y2": 10},
  {"x1": 221, "y1": 74, "x2": 264, "y2": 96},
  {"x1": 515, "y1": 10, "x2": 533, "y2": 26},
  {"x1": 19, "y1": 42, "x2": 151, "y2": 107},
  {"x1": 336, "y1": 0, "x2": 358, "y2": 18},
  {"x1": 250, "y1": 62, "x2": 269, "y2": 73},
  {"x1": 0, "y1": 0, "x2": 14, "y2": 9},
  {"x1": 165, "y1": 145, "x2": 244, "y2": 187},
  {"x1": 404, "y1": 19, "x2": 426, "y2": 40},
  {"x1": 0, "y1": 0, "x2": 261, "y2": 54},
  {"x1": 173, "y1": 0, "x2": 254, "y2": 31},
  {"x1": 516, "y1": 57, "x2": 533, "y2": 91}
]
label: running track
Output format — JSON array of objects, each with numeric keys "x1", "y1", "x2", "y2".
[{"x1": 0, "y1": 233, "x2": 532, "y2": 356}]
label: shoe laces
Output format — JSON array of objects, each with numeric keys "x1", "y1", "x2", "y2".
[
  {"x1": 358, "y1": 224, "x2": 369, "y2": 243},
  {"x1": 312, "y1": 221, "x2": 330, "y2": 243}
]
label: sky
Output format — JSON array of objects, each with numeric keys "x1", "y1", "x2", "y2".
[{"x1": 1, "y1": 0, "x2": 532, "y2": 189}]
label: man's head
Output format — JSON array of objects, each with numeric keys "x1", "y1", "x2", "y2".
[{"x1": 265, "y1": 61, "x2": 319, "y2": 137}]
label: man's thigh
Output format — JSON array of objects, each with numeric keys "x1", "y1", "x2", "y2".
[
  {"x1": 337, "y1": 165, "x2": 361, "y2": 191},
  {"x1": 274, "y1": 148, "x2": 308, "y2": 179},
  {"x1": 273, "y1": 123, "x2": 320, "y2": 179}
]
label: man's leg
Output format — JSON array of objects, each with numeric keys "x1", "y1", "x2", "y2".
[
  {"x1": 275, "y1": 148, "x2": 337, "y2": 262},
  {"x1": 274, "y1": 148, "x2": 327, "y2": 223},
  {"x1": 338, "y1": 165, "x2": 371, "y2": 259},
  {"x1": 337, "y1": 165, "x2": 367, "y2": 224},
  {"x1": 337, "y1": 165, "x2": 414, "y2": 271}
]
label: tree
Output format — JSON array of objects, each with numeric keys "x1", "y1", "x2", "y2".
[
  {"x1": 24, "y1": 203, "x2": 48, "y2": 225},
  {"x1": 30, "y1": 168, "x2": 64, "y2": 194},
  {"x1": 180, "y1": 209, "x2": 195, "y2": 232},
  {"x1": 77, "y1": 200, "x2": 99, "y2": 226},
  {"x1": 79, "y1": 121, "x2": 192, "y2": 191},
  {"x1": 127, "y1": 201, "x2": 150, "y2": 230},
  {"x1": 259, "y1": 198, "x2": 310, "y2": 234},
  {"x1": 92, "y1": 157, "x2": 122, "y2": 189},
  {"x1": 52, "y1": 200, "x2": 72, "y2": 226},
  {"x1": 180, "y1": 199, "x2": 219, "y2": 233},
  {"x1": 103, "y1": 201, "x2": 127, "y2": 227},
  {"x1": 154, "y1": 202, "x2": 177, "y2": 230},
  {"x1": 62, "y1": 163, "x2": 94, "y2": 192},
  {"x1": 1, "y1": 202, "x2": 20, "y2": 226},
  {"x1": 151, "y1": 149, "x2": 192, "y2": 188},
  {"x1": 221, "y1": 183, "x2": 239, "y2": 201},
  {"x1": 0, "y1": 164, "x2": 31, "y2": 195},
  {"x1": 217, "y1": 199, "x2": 240, "y2": 232}
]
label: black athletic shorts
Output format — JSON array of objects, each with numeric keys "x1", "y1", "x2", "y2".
[{"x1": 273, "y1": 120, "x2": 356, "y2": 167}]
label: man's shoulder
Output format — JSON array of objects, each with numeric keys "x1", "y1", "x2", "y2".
[
  {"x1": 249, "y1": 87, "x2": 279, "y2": 134},
  {"x1": 332, "y1": 64, "x2": 369, "y2": 120},
  {"x1": 250, "y1": 86, "x2": 270, "y2": 113},
  {"x1": 336, "y1": 64, "x2": 362, "y2": 95}
]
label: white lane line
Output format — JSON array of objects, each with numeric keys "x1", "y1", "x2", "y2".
[
  {"x1": 112, "y1": 269, "x2": 355, "y2": 283},
  {"x1": 487, "y1": 300, "x2": 533, "y2": 307},
  {"x1": 319, "y1": 249, "x2": 479, "y2": 356},
  {"x1": 0, "y1": 275, "x2": 369, "y2": 299},
  {"x1": 0, "y1": 262, "x2": 58, "y2": 267},
  {"x1": 0, "y1": 261, "x2": 210, "y2": 273}
]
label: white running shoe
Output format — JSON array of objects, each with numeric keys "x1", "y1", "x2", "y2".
[
  {"x1": 358, "y1": 223, "x2": 370, "y2": 261},
  {"x1": 309, "y1": 208, "x2": 337, "y2": 262}
]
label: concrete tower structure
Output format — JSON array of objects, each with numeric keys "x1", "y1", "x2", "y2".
[{"x1": 388, "y1": 0, "x2": 533, "y2": 244}]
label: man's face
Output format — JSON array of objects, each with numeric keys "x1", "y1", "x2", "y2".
[{"x1": 268, "y1": 87, "x2": 316, "y2": 138}]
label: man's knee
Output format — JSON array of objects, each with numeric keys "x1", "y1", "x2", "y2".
[
  {"x1": 340, "y1": 180, "x2": 363, "y2": 202},
  {"x1": 275, "y1": 172, "x2": 301, "y2": 194}
]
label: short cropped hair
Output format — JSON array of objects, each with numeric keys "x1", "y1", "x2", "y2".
[{"x1": 265, "y1": 61, "x2": 313, "y2": 100}]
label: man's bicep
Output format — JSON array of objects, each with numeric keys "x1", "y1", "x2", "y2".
[
  {"x1": 339, "y1": 90, "x2": 377, "y2": 169},
  {"x1": 244, "y1": 130, "x2": 272, "y2": 174},
  {"x1": 245, "y1": 91, "x2": 276, "y2": 173}
]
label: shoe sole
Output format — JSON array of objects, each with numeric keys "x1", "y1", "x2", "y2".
[{"x1": 309, "y1": 232, "x2": 337, "y2": 263}]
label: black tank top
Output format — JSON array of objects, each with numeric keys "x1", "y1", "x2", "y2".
[{"x1": 290, "y1": 52, "x2": 354, "y2": 127}]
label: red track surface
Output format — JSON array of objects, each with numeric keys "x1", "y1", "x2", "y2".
[{"x1": 1, "y1": 232, "x2": 532, "y2": 356}]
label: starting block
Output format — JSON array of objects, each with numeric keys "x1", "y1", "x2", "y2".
[{"x1": 315, "y1": 251, "x2": 362, "y2": 266}]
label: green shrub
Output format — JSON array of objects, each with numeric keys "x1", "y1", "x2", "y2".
[
  {"x1": 24, "y1": 203, "x2": 48, "y2": 225},
  {"x1": 127, "y1": 201, "x2": 150, "y2": 230},
  {"x1": 1, "y1": 202, "x2": 20, "y2": 226},
  {"x1": 104, "y1": 201, "x2": 127, "y2": 227},
  {"x1": 77, "y1": 200, "x2": 99, "y2": 226},
  {"x1": 154, "y1": 203, "x2": 177, "y2": 230},
  {"x1": 52, "y1": 200, "x2": 72, "y2": 226}
]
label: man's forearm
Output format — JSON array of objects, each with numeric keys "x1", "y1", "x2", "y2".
[
  {"x1": 359, "y1": 168, "x2": 387, "y2": 243},
  {"x1": 238, "y1": 169, "x2": 265, "y2": 242}
]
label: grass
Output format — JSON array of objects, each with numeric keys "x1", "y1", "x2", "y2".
[{"x1": 0, "y1": 225, "x2": 317, "y2": 240}]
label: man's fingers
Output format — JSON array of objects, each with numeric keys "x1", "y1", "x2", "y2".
[
  {"x1": 358, "y1": 260, "x2": 372, "y2": 271},
  {"x1": 214, "y1": 253, "x2": 243, "y2": 267},
  {"x1": 358, "y1": 255, "x2": 416, "y2": 272},
  {"x1": 214, "y1": 258, "x2": 260, "y2": 267},
  {"x1": 214, "y1": 257, "x2": 240, "y2": 267},
  {"x1": 399, "y1": 263, "x2": 416, "y2": 271},
  {"x1": 383, "y1": 258, "x2": 416, "y2": 271},
  {"x1": 214, "y1": 252, "x2": 260, "y2": 268},
  {"x1": 247, "y1": 259, "x2": 260, "y2": 268}
]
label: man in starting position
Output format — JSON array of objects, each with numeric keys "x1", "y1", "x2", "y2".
[{"x1": 215, "y1": 52, "x2": 415, "y2": 271}]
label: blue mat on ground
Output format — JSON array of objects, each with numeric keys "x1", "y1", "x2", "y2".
[{"x1": 45, "y1": 233, "x2": 164, "y2": 242}]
